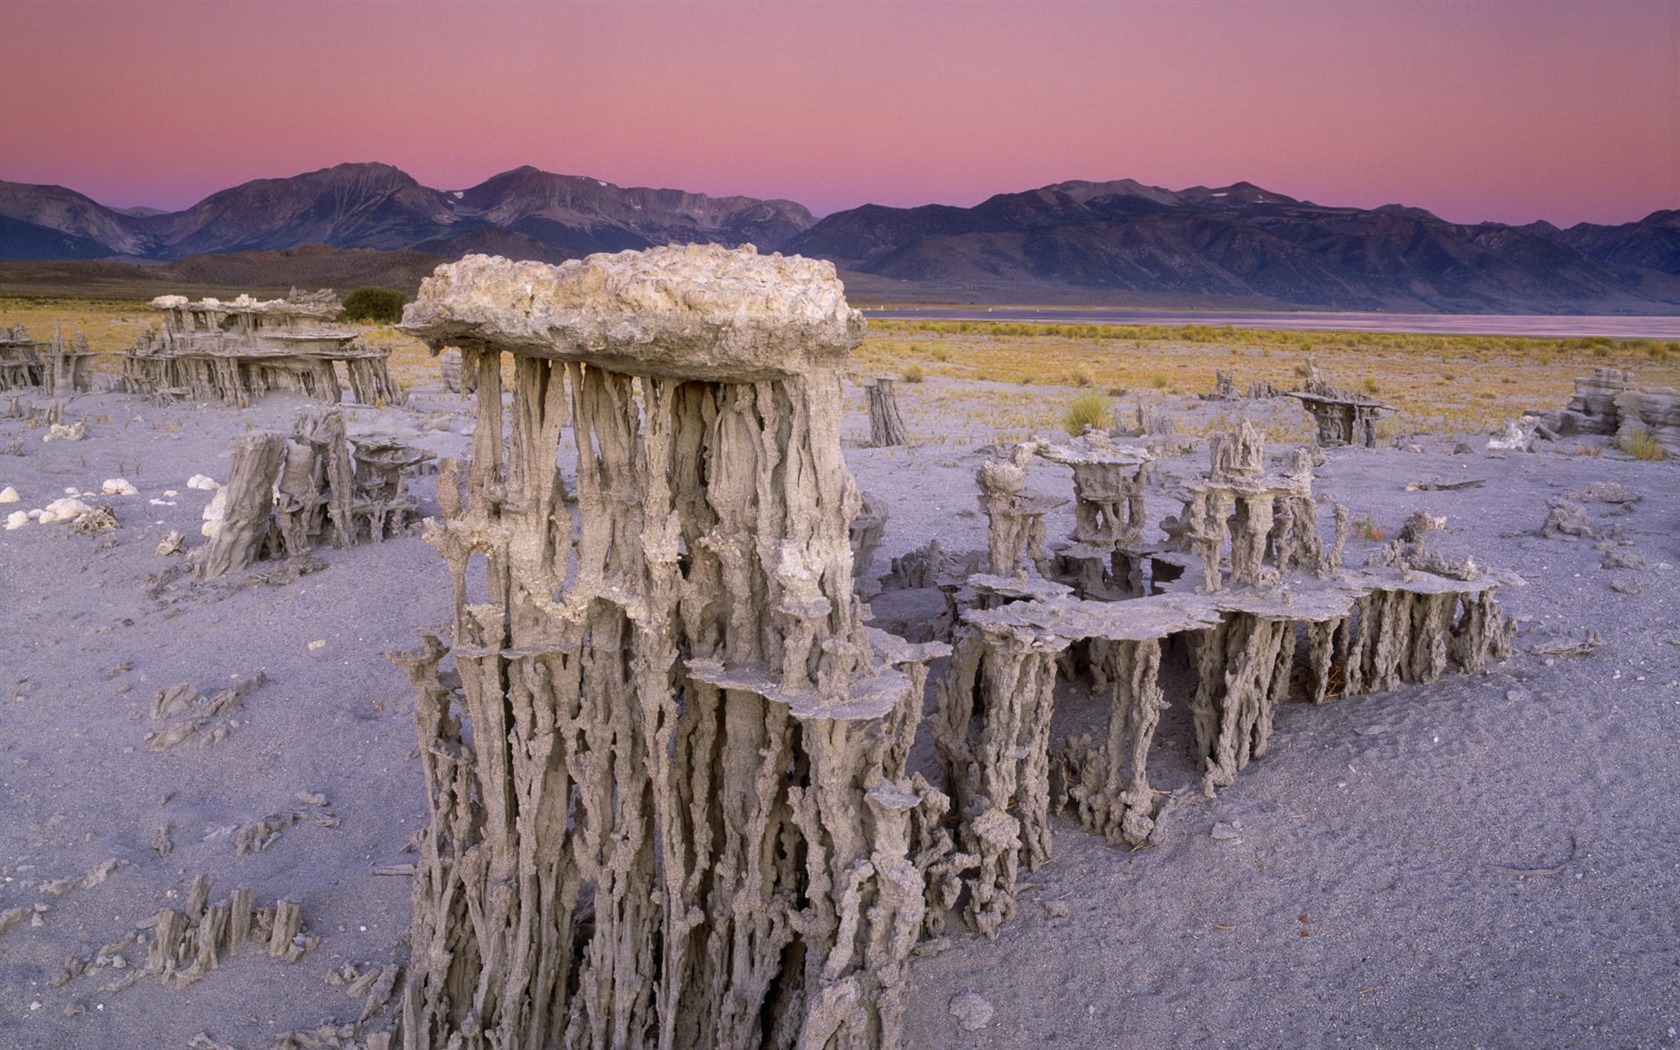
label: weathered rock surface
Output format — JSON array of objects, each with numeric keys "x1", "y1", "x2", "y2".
[
  {"x1": 120, "y1": 290, "x2": 398, "y2": 407},
  {"x1": 395, "y1": 246, "x2": 946, "y2": 1050},
  {"x1": 1544, "y1": 367, "x2": 1680, "y2": 455},
  {"x1": 935, "y1": 421, "x2": 1515, "y2": 925},
  {"x1": 401, "y1": 244, "x2": 865, "y2": 381}
]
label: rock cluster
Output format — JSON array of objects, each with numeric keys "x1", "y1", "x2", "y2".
[
  {"x1": 0, "y1": 324, "x2": 96, "y2": 395},
  {"x1": 934, "y1": 420, "x2": 1514, "y2": 934},
  {"x1": 1543, "y1": 367, "x2": 1679, "y2": 455},
  {"x1": 194, "y1": 407, "x2": 426, "y2": 578},
  {"x1": 119, "y1": 291, "x2": 399, "y2": 407}
]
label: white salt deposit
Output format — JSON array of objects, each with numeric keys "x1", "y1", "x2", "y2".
[
  {"x1": 200, "y1": 487, "x2": 228, "y2": 539},
  {"x1": 39, "y1": 497, "x2": 92, "y2": 524},
  {"x1": 0, "y1": 486, "x2": 17, "y2": 504}
]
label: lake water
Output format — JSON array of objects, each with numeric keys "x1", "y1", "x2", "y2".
[{"x1": 866, "y1": 307, "x2": 1680, "y2": 340}]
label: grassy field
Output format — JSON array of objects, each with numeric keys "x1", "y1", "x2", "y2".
[
  {"x1": 5, "y1": 297, "x2": 1676, "y2": 446},
  {"x1": 850, "y1": 319, "x2": 1680, "y2": 443}
]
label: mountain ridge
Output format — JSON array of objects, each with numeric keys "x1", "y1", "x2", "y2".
[{"x1": 0, "y1": 163, "x2": 1675, "y2": 313}]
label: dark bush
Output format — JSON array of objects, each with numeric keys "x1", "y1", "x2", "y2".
[{"x1": 340, "y1": 287, "x2": 407, "y2": 324}]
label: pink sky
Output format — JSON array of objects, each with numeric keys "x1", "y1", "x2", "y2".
[{"x1": 2, "y1": 0, "x2": 1675, "y2": 226}]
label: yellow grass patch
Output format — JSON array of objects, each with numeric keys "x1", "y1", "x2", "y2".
[{"x1": 851, "y1": 320, "x2": 1680, "y2": 442}]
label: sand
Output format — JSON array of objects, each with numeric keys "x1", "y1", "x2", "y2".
[{"x1": 1, "y1": 371, "x2": 1676, "y2": 1050}]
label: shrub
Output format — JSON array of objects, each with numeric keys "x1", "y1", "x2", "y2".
[
  {"x1": 901, "y1": 363, "x2": 924, "y2": 383},
  {"x1": 1615, "y1": 428, "x2": 1668, "y2": 461},
  {"x1": 1062, "y1": 391, "x2": 1111, "y2": 435},
  {"x1": 340, "y1": 287, "x2": 407, "y2": 323},
  {"x1": 1353, "y1": 512, "x2": 1384, "y2": 543}
]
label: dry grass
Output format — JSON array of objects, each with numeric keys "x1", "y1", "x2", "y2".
[
  {"x1": 0, "y1": 297, "x2": 155, "y2": 373},
  {"x1": 1615, "y1": 428, "x2": 1669, "y2": 461},
  {"x1": 1061, "y1": 390, "x2": 1111, "y2": 435},
  {"x1": 851, "y1": 320, "x2": 1680, "y2": 441},
  {"x1": 6, "y1": 298, "x2": 1678, "y2": 448}
]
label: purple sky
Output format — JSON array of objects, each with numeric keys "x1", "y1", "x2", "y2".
[{"x1": 3, "y1": 0, "x2": 1676, "y2": 225}]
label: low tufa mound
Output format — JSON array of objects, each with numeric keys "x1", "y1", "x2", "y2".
[{"x1": 399, "y1": 243, "x2": 865, "y2": 381}]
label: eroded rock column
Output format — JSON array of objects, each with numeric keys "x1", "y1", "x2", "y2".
[
  {"x1": 1059, "y1": 637, "x2": 1166, "y2": 845},
  {"x1": 395, "y1": 246, "x2": 946, "y2": 1050},
  {"x1": 932, "y1": 615, "x2": 1068, "y2": 937}
]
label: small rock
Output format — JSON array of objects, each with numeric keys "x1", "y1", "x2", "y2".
[
  {"x1": 199, "y1": 488, "x2": 227, "y2": 539},
  {"x1": 911, "y1": 936, "x2": 951, "y2": 958},
  {"x1": 1601, "y1": 549, "x2": 1648, "y2": 571},
  {"x1": 950, "y1": 991, "x2": 994, "y2": 1032},
  {"x1": 1540, "y1": 501, "x2": 1594, "y2": 540},
  {"x1": 101, "y1": 478, "x2": 140, "y2": 497},
  {"x1": 43, "y1": 422, "x2": 85, "y2": 443},
  {"x1": 1211, "y1": 822, "x2": 1241, "y2": 842},
  {"x1": 156, "y1": 530, "x2": 185, "y2": 557},
  {"x1": 1040, "y1": 900, "x2": 1069, "y2": 918},
  {"x1": 0, "y1": 485, "x2": 17, "y2": 503},
  {"x1": 71, "y1": 504, "x2": 119, "y2": 534},
  {"x1": 38, "y1": 496, "x2": 91, "y2": 524},
  {"x1": 1569, "y1": 482, "x2": 1641, "y2": 505}
]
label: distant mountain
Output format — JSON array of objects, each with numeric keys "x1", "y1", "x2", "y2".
[
  {"x1": 783, "y1": 180, "x2": 1680, "y2": 313},
  {"x1": 1528, "y1": 210, "x2": 1680, "y2": 277},
  {"x1": 139, "y1": 162, "x2": 462, "y2": 257},
  {"x1": 0, "y1": 164, "x2": 1676, "y2": 312},
  {"x1": 0, "y1": 162, "x2": 815, "y2": 265},
  {"x1": 445, "y1": 165, "x2": 813, "y2": 259},
  {"x1": 0, "y1": 180, "x2": 156, "y2": 258}
]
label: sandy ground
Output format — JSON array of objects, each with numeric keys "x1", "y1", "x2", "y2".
[{"x1": 1, "y1": 371, "x2": 1677, "y2": 1050}]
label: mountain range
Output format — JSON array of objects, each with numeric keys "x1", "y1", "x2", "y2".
[{"x1": 2, "y1": 162, "x2": 1677, "y2": 313}]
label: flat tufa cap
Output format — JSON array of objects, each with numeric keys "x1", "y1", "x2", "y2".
[{"x1": 400, "y1": 244, "x2": 865, "y2": 381}]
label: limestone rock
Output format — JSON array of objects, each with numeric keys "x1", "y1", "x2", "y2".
[
  {"x1": 949, "y1": 991, "x2": 995, "y2": 1031},
  {"x1": 400, "y1": 245, "x2": 864, "y2": 382},
  {"x1": 1487, "y1": 418, "x2": 1538, "y2": 451},
  {"x1": 121, "y1": 290, "x2": 396, "y2": 407},
  {"x1": 396, "y1": 245, "x2": 942, "y2": 1050},
  {"x1": 38, "y1": 497, "x2": 91, "y2": 524}
]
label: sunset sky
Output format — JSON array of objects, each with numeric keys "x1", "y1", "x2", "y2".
[{"x1": 3, "y1": 0, "x2": 1675, "y2": 226}]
